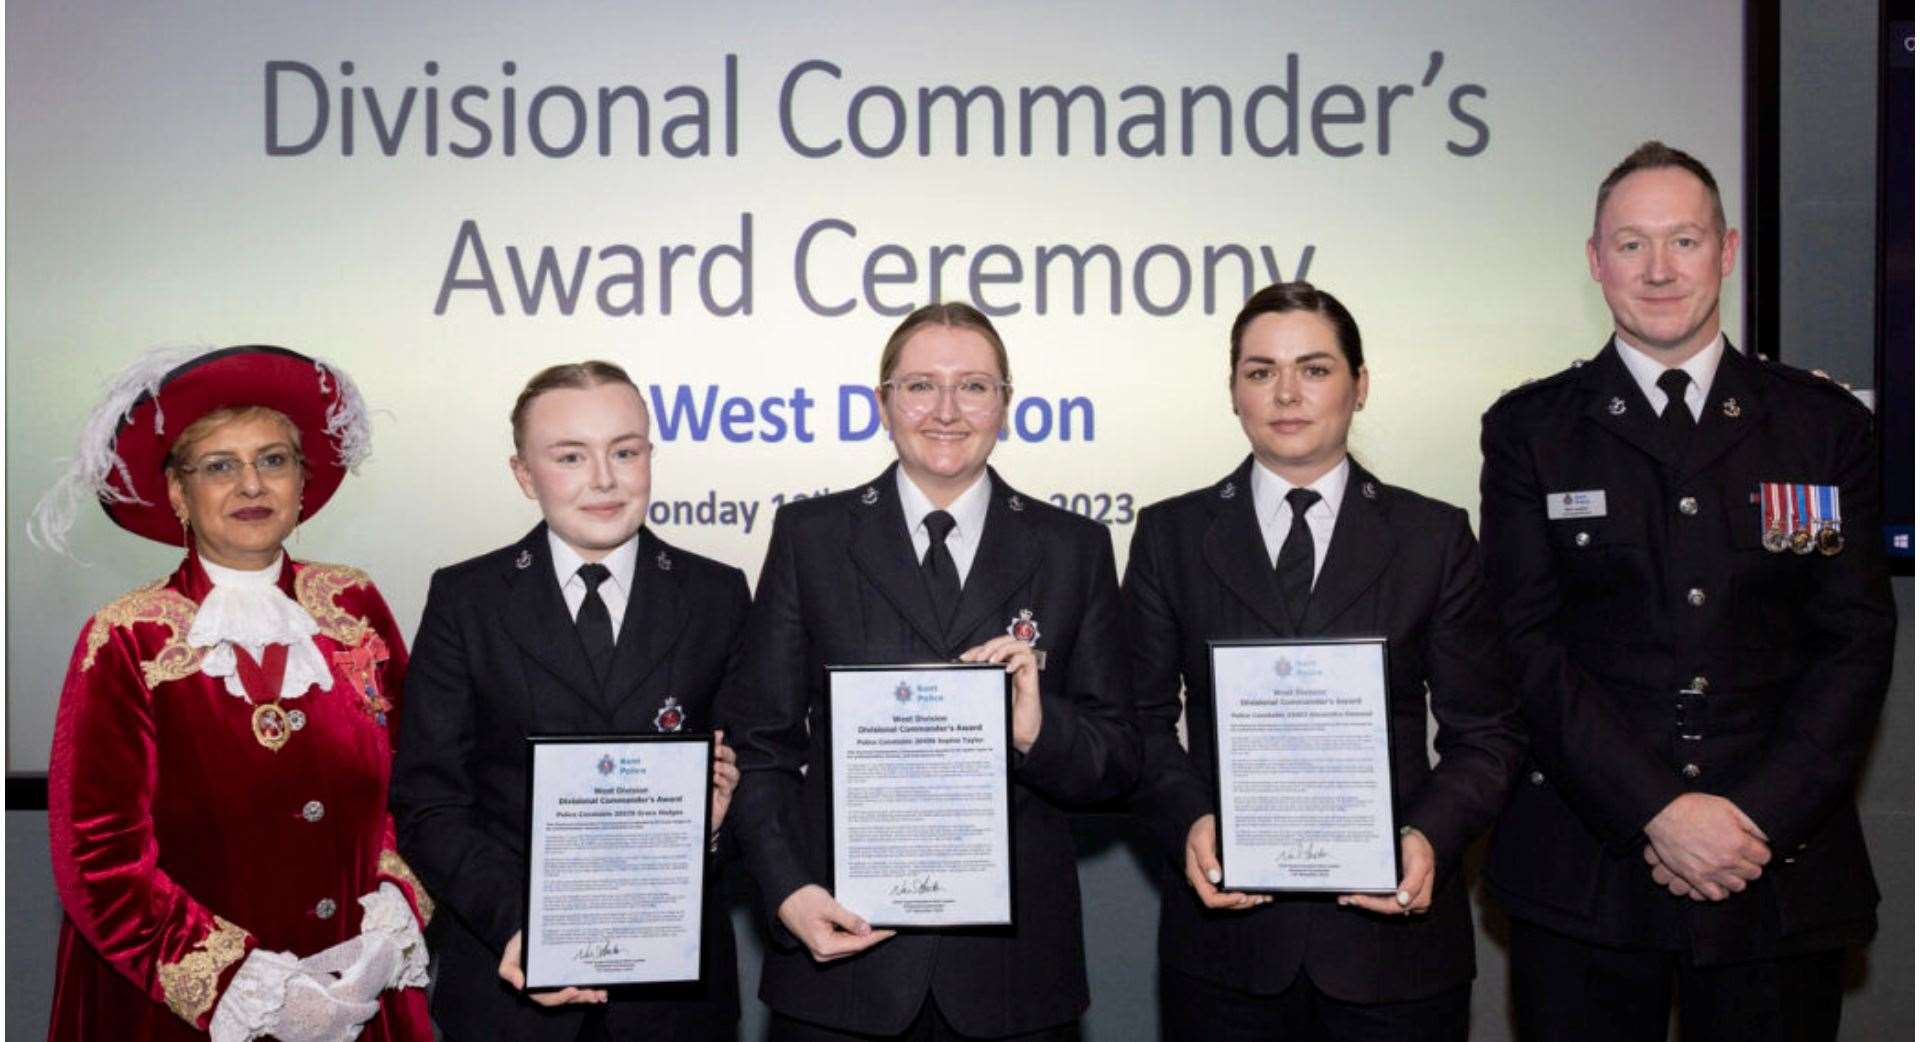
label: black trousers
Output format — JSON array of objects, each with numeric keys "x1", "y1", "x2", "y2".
[
  {"x1": 1508, "y1": 919, "x2": 1845, "y2": 1042},
  {"x1": 770, "y1": 999, "x2": 1078, "y2": 1042},
  {"x1": 1160, "y1": 968, "x2": 1470, "y2": 1042}
]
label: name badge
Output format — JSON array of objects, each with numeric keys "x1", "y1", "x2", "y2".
[{"x1": 1546, "y1": 490, "x2": 1607, "y2": 520}]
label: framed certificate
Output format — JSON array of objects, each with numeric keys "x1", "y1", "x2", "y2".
[
  {"x1": 521, "y1": 734, "x2": 712, "y2": 988},
  {"x1": 1208, "y1": 638, "x2": 1400, "y2": 894},
  {"x1": 824, "y1": 663, "x2": 1015, "y2": 929}
]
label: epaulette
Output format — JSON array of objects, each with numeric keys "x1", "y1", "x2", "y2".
[
  {"x1": 293, "y1": 562, "x2": 375, "y2": 645},
  {"x1": 1754, "y1": 357, "x2": 1873, "y2": 412},
  {"x1": 82, "y1": 581, "x2": 204, "y2": 685},
  {"x1": 1491, "y1": 359, "x2": 1585, "y2": 406}
]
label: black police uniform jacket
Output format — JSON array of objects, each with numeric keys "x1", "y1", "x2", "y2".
[
  {"x1": 720, "y1": 464, "x2": 1141, "y2": 1038},
  {"x1": 390, "y1": 524, "x2": 749, "y2": 1042},
  {"x1": 1479, "y1": 342, "x2": 1896, "y2": 964},
  {"x1": 1125, "y1": 457, "x2": 1525, "y2": 1004}
]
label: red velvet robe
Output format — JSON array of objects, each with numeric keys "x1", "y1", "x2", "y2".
[{"x1": 47, "y1": 552, "x2": 434, "y2": 1041}]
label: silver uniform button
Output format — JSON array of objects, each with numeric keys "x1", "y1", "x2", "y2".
[
  {"x1": 1528, "y1": 771, "x2": 1545, "y2": 785},
  {"x1": 1574, "y1": 531, "x2": 1592, "y2": 548},
  {"x1": 287, "y1": 709, "x2": 307, "y2": 731},
  {"x1": 315, "y1": 898, "x2": 337, "y2": 920},
  {"x1": 1678, "y1": 497, "x2": 1699, "y2": 515},
  {"x1": 1681, "y1": 763, "x2": 1701, "y2": 779},
  {"x1": 301, "y1": 800, "x2": 325, "y2": 823},
  {"x1": 1686, "y1": 588, "x2": 1707, "y2": 607}
]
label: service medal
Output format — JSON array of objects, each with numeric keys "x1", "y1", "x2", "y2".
[
  {"x1": 334, "y1": 636, "x2": 393, "y2": 726},
  {"x1": 252, "y1": 703, "x2": 292, "y2": 751},
  {"x1": 1760, "y1": 483, "x2": 1790, "y2": 553},
  {"x1": 1811, "y1": 483, "x2": 1844, "y2": 556},
  {"x1": 1790, "y1": 483, "x2": 1818, "y2": 554}
]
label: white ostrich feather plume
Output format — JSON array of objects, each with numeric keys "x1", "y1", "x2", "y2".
[
  {"x1": 313, "y1": 358, "x2": 373, "y2": 472},
  {"x1": 29, "y1": 344, "x2": 208, "y2": 554}
]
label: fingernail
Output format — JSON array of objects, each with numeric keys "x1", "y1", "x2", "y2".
[
  {"x1": 1395, "y1": 890, "x2": 1411, "y2": 907},
  {"x1": 1206, "y1": 868, "x2": 1222, "y2": 885}
]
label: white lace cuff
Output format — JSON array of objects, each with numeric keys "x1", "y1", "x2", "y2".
[
  {"x1": 359, "y1": 882, "x2": 429, "y2": 990},
  {"x1": 208, "y1": 947, "x2": 299, "y2": 1042}
]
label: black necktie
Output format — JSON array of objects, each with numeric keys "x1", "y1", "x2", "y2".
[
  {"x1": 1275, "y1": 488, "x2": 1321, "y2": 628},
  {"x1": 922, "y1": 510, "x2": 962, "y2": 626},
  {"x1": 1658, "y1": 368, "x2": 1695, "y2": 454},
  {"x1": 576, "y1": 563, "x2": 616, "y2": 685}
]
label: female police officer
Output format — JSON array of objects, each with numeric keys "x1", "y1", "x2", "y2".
[
  {"x1": 1125, "y1": 283, "x2": 1525, "y2": 1041},
  {"x1": 722, "y1": 302, "x2": 1139, "y2": 1041}
]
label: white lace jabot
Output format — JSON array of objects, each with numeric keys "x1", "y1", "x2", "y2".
[{"x1": 187, "y1": 554, "x2": 333, "y2": 702}]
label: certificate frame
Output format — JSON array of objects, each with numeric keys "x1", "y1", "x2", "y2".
[
  {"x1": 822, "y1": 662, "x2": 1016, "y2": 930},
  {"x1": 520, "y1": 732, "x2": 713, "y2": 989},
  {"x1": 1206, "y1": 637, "x2": 1400, "y2": 895}
]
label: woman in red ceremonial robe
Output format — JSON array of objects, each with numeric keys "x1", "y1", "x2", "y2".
[{"x1": 30, "y1": 345, "x2": 434, "y2": 1042}]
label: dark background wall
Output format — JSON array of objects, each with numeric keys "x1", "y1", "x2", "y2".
[{"x1": 6, "y1": 4, "x2": 1907, "y2": 1039}]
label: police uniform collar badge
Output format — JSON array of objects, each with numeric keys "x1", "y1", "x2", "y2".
[
  {"x1": 656, "y1": 550, "x2": 673, "y2": 571},
  {"x1": 1760, "y1": 482, "x2": 1842, "y2": 555},
  {"x1": 1721, "y1": 397, "x2": 1741, "y2": 419},
  {"x1": 1607, "y1": 396, "x2": 1628, "y2": 416},
  {"x1": 654, "y1": 696, "x2": 686, "y2": 733},
  {"x1": 861, "y1": 486, "x2": 880, "y2": 506},
  {"x1": 515, "y1": 549, "x2": 534, "y2": 570},
  {"x1": 1220, "y1": 481, "x2": 1237, "y2": 499},
  {"x1": 1007, "y1": 494, "x2": 1024, "y2": 512},
  {"x1": 1361, "y1": 481, "x2": 1379, "y2": 500}
]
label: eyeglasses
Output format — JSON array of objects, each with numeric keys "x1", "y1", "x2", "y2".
[
  {"x1": 882, "y1": 376, "x2": 1010, "y2": 414},
  {"x1": 175, "y1": 450, "x2": 302, "y2": 486}
]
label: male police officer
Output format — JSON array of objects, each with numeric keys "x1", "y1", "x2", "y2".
[{"x1": 1479, "y1": 142, "x2": 1895, "y2": 1041}]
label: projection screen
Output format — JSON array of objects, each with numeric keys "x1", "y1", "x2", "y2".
[{"x1": 6, "y1": 0, "x2": 1746, "y2": 770}]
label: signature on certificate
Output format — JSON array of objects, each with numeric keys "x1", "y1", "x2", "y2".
[
  {"x1": 888, "y1": 873, "x2": 946, "y2": 896},
  {"x1": 1273, "y1": 840, "x2": 1331, "y2": 863},
  {"x1": 573, "y1": 937, "x2": 624, "y2": 962}
]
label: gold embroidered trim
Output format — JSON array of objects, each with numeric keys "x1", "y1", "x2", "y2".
[
  {"x1": 295, "y1": 563, "x2": 374, "y2": 646},
  {"x1": 81, "y1": 582, "x2": 205, "y2": 687},
  {"x1": 156, "y1": 915, "x2": 250, "y2": 1024},
  {"x1": 379, "y1": 849, "x2": 435, "y2": 924}
]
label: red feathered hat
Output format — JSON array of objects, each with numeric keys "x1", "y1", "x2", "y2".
[{"x1": 30, "y1": 345, "x2": 373, "y2": 550}]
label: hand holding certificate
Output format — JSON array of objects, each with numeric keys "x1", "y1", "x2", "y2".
[
  {"x1": 826, "y1": 663, "x2": 1015, "y2": 929},
  {"x1": 1209, "y1": 638, "x2": 1399, "y2": 894},
  {"x1": 521, "y1": 735, "x2": 713, "y2": 989}
]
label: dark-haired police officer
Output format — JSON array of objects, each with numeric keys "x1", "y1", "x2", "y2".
[{"x1": 1479, "y1": 141, "x2": 1896, "y2": 1042}]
